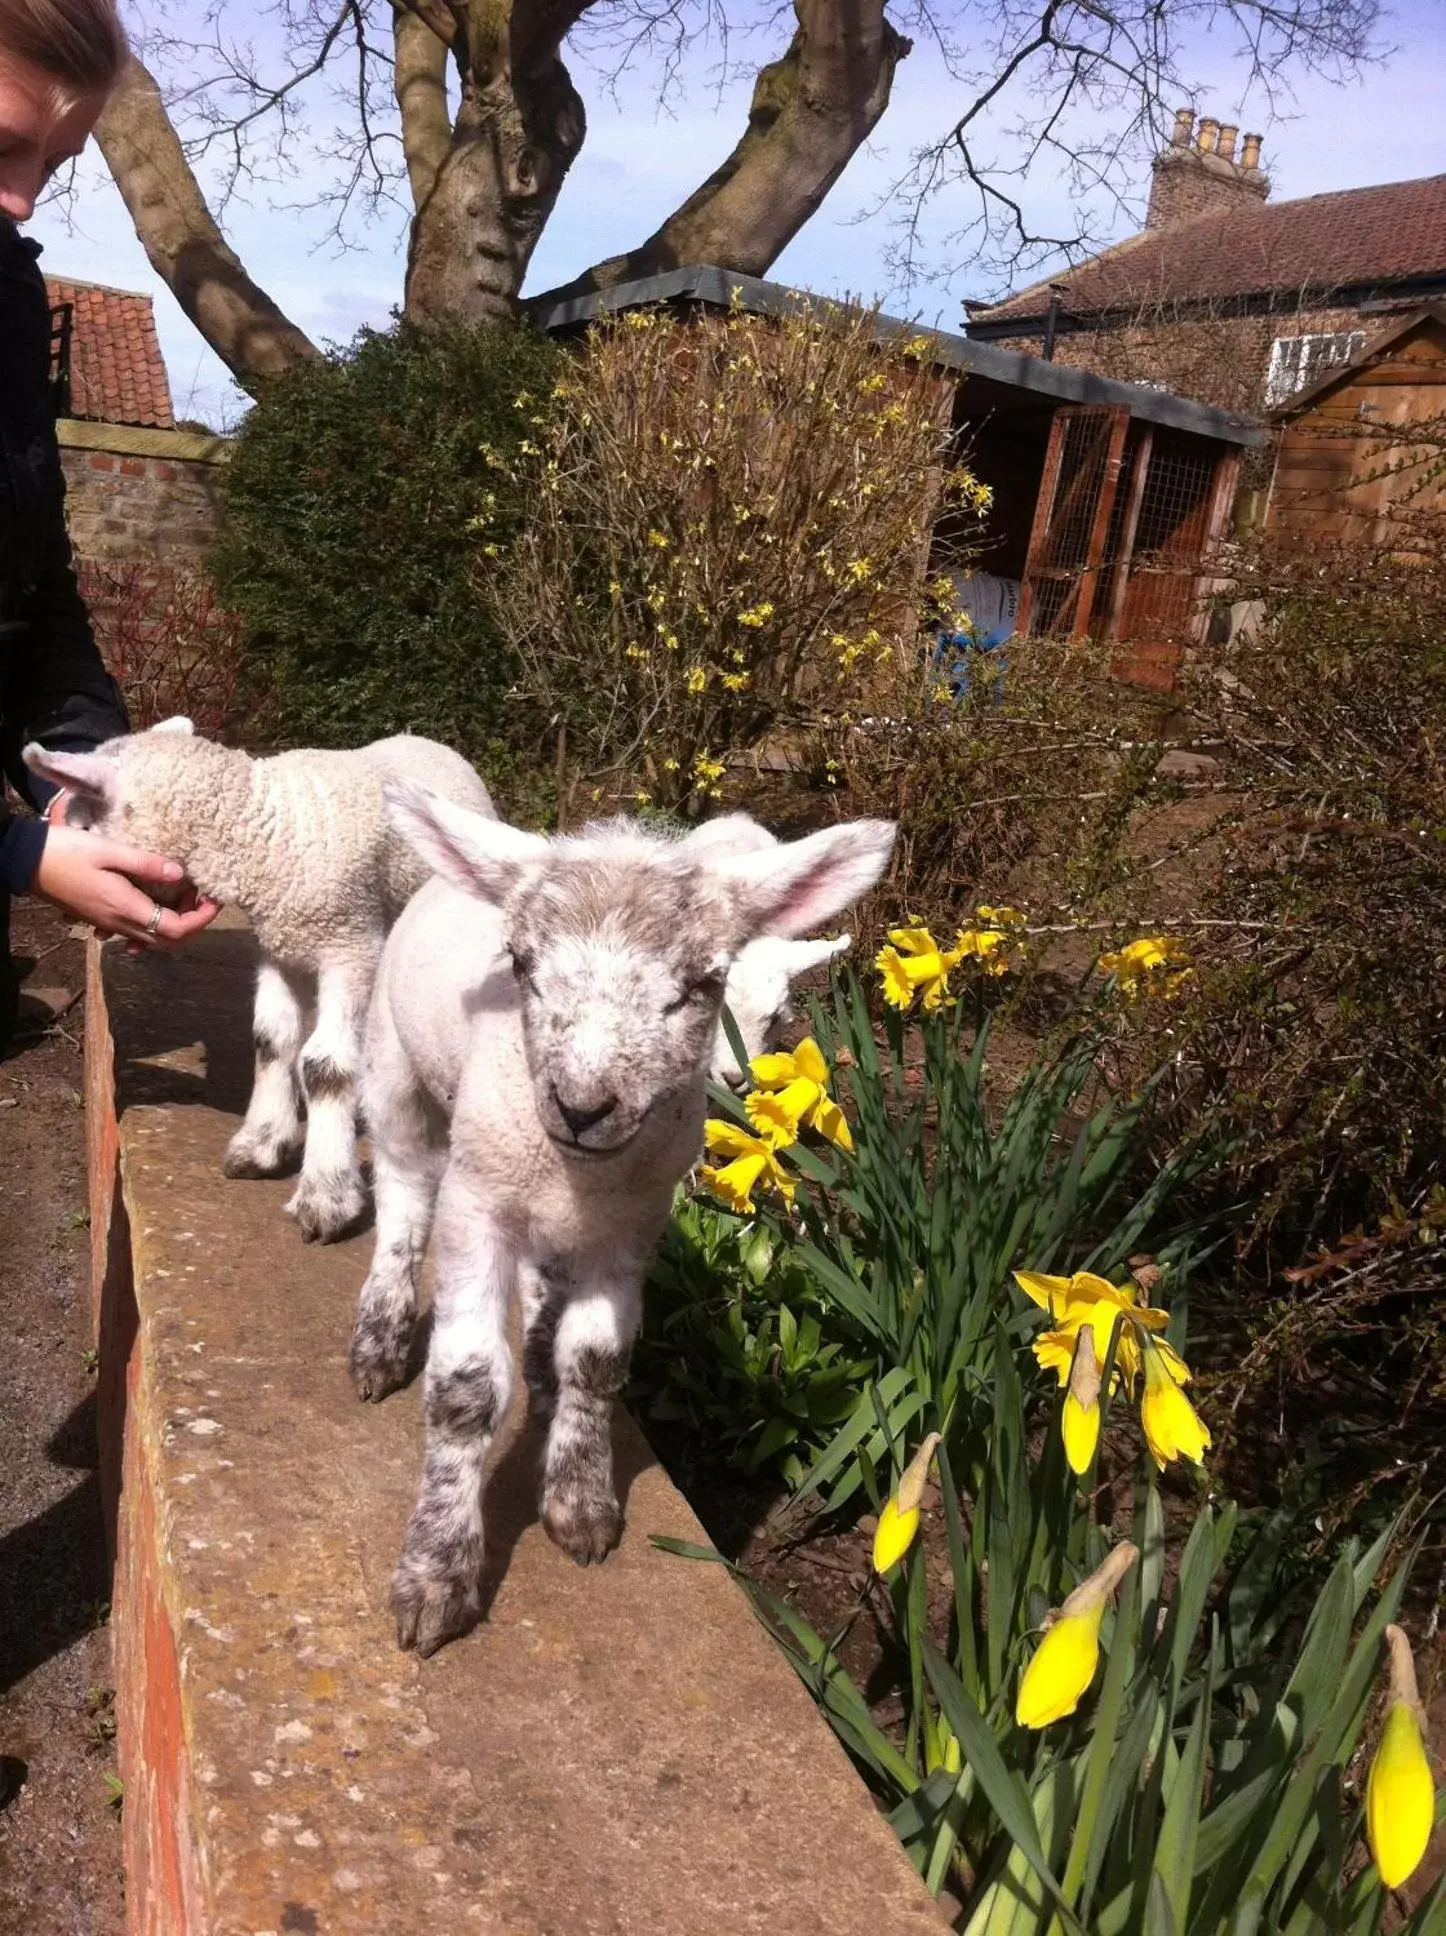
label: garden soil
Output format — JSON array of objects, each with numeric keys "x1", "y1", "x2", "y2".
[{"x1": 0, "y1": 896, "x2": 124, "y2": 1934}]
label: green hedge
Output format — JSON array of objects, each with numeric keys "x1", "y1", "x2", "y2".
[{"x1": 212, "y1": 320, "x2": 563, "y2": 807}]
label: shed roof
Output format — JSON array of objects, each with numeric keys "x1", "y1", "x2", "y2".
[
  {"x1": 527, "y1": 264, "x2": 1265, "y2": 447},
  {"x1": 45, "y1": 275, "x2": 174, "y2": 429},
  {"x1": 967, "y1": 172, "x2": 1446, "y2": 331},
  {"x1": 1267, "y1": 302, "x2": 1446, "y2": 418}
]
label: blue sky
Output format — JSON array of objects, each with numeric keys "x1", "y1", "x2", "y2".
[{"x1": 29, "y1": 1, "x2": 1446, "y2": 428}]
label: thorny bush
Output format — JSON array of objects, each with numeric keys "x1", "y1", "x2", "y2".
[{"x1": 81, "y1": 559, "x2": 253, "y2": 741}]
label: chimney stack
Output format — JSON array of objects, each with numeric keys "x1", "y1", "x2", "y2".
[{"x1": 1146, "y1": 105, "x2": 1270, "y2": 230}]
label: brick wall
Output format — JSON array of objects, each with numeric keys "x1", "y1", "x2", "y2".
[{"x1": 57, "y1": 420, "x2": 228, "y2": 568}]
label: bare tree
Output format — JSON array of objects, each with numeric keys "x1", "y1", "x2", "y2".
[{"x1": 96, "y1": 0, "x2": 1379, "y2": 391}]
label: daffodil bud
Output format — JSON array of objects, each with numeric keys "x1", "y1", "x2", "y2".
[
  {"x1": 1015, "y1": 1542, "x2": 1137, "y2": 1730},
  {"x1": 1140, "y1": 1341, "x2": 1211, "y2": 1467},
  {"x1": 1062, "y1": 1329, "x2": 1102, "y2": 1475},
  {"x1": 1367, "y1": 1626, "x2": 1435, "y2": 1890},
  {"x1": 872, "y1": 1431, "x2": 940, "y2": 1574}
]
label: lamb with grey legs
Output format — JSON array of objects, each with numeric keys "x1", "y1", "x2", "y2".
[
  {"x1": 24, "y1": 720, "x2": 494, "y2": 1244},
  {"x1": 350, "y1": 789, "x2": 894, "y2": 1656}
]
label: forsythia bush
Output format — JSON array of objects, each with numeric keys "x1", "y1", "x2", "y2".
[{"x1": 482, "y1": 297, "x2": 990, "y2": 810}]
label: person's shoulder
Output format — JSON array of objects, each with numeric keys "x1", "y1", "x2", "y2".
[{"x1": 0, "y1": 219, "x2": 46, "y2": 292}]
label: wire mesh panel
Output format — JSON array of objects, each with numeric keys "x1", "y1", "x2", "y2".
[
  {"x1": 1020, "y1": 406, "x2": 1128, "y2": 638},
  {"x1": 1115, "y1": 433, "x2": 1222, "y2": 645}
]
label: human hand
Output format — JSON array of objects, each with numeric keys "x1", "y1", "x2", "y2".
[{"x1": 32, "y1": 826, "x2": 221, "y2": 950}]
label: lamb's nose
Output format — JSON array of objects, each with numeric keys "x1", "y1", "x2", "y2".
[{"x1": 553, "y1": 1087, "x2": 618, "y2": 1138}]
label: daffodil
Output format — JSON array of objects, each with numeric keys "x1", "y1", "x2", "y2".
[
  {"x1": 875, "y1": 925, "x2": 959, "y2": 1012},
  {"x1": 1016, "y1": 1542, "x2": 1137, "y2": 1729},
  {"x1": 1098, "y1": 936, "x2": 1192, "y2": 1001},
  {"x1": 1061, "y1": 1329, "x2": 1102, "y2": 1475},
  {"x1": 954, "y1": 927, "x2": 1018, "y2": 977},
  {"x1": 698, "y1": 1121, "x2": 795, "y2": 1214},
  {"x1": 873, "y1": 1432, "x2": 940, "y2": 1573},
  {"x1": 745, "y1": 1037, "x2": 853, "y2": 1151},
  {"x1": 1367, "y1": 1626, "x2": 1436, "y2": 1890},
  {"x1": 976, "y1": 905, "x2": 1026, "y2": 932},
  {"x1": 1140, "y1": 1340, "x2": 1211, "y2": 1467}
]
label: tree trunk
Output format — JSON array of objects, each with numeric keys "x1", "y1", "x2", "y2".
[
  {"x1": 550, "y1": 0, "x2": 910, "y2": 301},
  {"x1": 95, "y1": 58, "x2": 320, "y2": 391},
  {"x1": 403, "y1": 2, "x2": 585, "y2": 329},
  {"x1": 393, "y1": 4, "x2": 454, "y2": 213}
]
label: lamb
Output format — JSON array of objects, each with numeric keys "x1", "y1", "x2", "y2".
[
  {"x1": 690, "y1": 817, "x2": 857, "y2": 1087},
  {"x1": 348, "y1": 790, "x2": 894, "y2": 1656},
  {"x1": 24, "y1": 720, "x2": 495, "y2": 1245}
]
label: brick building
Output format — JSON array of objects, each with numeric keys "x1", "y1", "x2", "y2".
[
  {"x1": 963, "y1": 114, "x2": 1446, "y2": 429},
  {"x1": 45, "y1": 274, "x2": 226, "y2": 567}
]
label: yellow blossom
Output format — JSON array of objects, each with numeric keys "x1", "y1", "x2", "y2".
[
  {"x1": 1140, "y1": 1341, "x2": 1211, "y2": 1467},
  {"x1": 736, "y1": 601, "x2": 775, "y2": 628},
  {"x1": 1016, "y1": 1543, "x2": 1137, "y2": 1729},
  {"x1": 1099, "y1": 936, "x2": 1192, "y2": 1001},
  {"x1": 953, "y1": 927, "x2": 1020, "y2": 977},
  {"x1": 662, "y1": 757, "x2": 680, "y2": 773},
  {"x1": 872, "y1": 1432, "x2": 940, "y2": 1573},
  {"x1": 875, "y1": 925, "x2": 960, "y2": 1013},
  {"x1": 976, "y1": 905, "x2": 1026, "y2": 932},
  {"x1": 647, "y1": 528, "x2": 671, "y2": 549},
  {"x1": 699, "y1": 1121, "x2": 795, "y2": 1214},
  {"x1": 685, "y1": 665, "x2": 707, "y2": 695},
  {"x1": 746, "y1": 1037, "x2": 852, "y2": 1152},
  {"x1": 1367, "y1": 1627, "x2": 1435, "y2": 1890},
  {"x1": 721, "y1": 671, "x2": 750, "y2": 693}
]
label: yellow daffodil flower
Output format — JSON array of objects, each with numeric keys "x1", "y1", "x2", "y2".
[
  {"x1": 875, "y1": 925, "x2": 960, "y2": 1012},
  {"x1": 1061, "y1": 1329, "x2": 1103, "y2": 1476},
  {"x1": 1099, "y1": 936, "x2": 1192, "y2": 1001},
  {"x1": 976, "y1": 904, "x2": 1026, "y2": 931},
  {"x1": 954, "y1": 927, "x2": 1019, "y2": 977},
  {"x1": 1140, "y1": 1340, "x2": 1211, "y2": 1467},
  {"x1": 1016, "y1": 1542, "x2": 1137, "y2": 1729},
  {"x1": 873, "y1": 1432, "x2": 940, "y2": 1573},
  {"x1": 1367, "y1": 1627, "x2": 1435, "y2": 1890},
  {"x1": 698, "y1": 1121, "x2": 795, "y2": 1214},
  {"x1": 746, "y1": 1037, "x2": 853, "y2": 1152}
]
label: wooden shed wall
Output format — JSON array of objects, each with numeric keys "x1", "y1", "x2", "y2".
[{"x1": 1268, "y1": 319, "x2": 1446, "y2": 545}]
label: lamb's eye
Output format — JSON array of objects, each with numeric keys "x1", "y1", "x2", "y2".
[
  {"x1": 508, "y1": 947, "x2": 536, "y2": 987},
  {"x1": 665, "y1": 971, "x2": 724, "y2": 1015}
]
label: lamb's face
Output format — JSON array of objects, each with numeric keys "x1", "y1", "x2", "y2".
[
  {"x1": 506, "y1": 849, "x2": 737, "y2": 1156},
  {"x1": 24, "y1": 719, "x2": 203, "y2": 883},
  {"x1": 383, "y1": 783, "x2": 897, "y2": 1160},
  {"x1": 713, "y1": 934, "x2": 852, "y2": 1088}
]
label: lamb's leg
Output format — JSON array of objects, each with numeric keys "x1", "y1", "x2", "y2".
[
  {"x1": 349, "y1": 1017, "x2": 443, "y2": 1401},
  {"x1": 392, "y1": 1174, "x2": 514, "y2": 1656},
  {"x1": 224, "y1": 959, "x2": 306, "y2": 1179},
  {"x1": 286, "y1": 954, "x2": 373, "y2": 1243},
  {"x1": 540, "y1": 1272, "x2": 641, "y2": 1566},
  {"x1": 519, "y1": 1260, "x2": 562, "y2": 1420}
]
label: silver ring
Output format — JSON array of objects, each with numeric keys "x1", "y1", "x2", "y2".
[{"x1": 144, "y1": 900, "x2": 165, "y2": 939}]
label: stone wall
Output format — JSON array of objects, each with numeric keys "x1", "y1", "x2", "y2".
[{"x1": 57, "y1": 420, "x2": 228, "y2": 569}]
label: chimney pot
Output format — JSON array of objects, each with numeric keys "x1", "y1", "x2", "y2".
[
  {"x1": 1170, "y1": 107, "x2": 1194, "y2": 147},
  {"x1": 1218, "y1": 123, "x2": 1238, "y2": 162},
  {"x1": 1241, "y1": 132, "x2": 1263, "y2": 170},
  {"x1": 1197, "y1": 117, "x2": 1220, "y2": 155}
]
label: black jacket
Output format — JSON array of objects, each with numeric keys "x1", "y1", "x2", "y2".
[{"x1": 0, "y1": 218, "x2": 128, "y2": 898}]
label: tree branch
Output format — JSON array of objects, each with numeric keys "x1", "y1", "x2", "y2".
[
  {"x1": 95, "y1": 57, "x2": 320, "y2": 390},
  {"x1": 554, "y1": 0, "x2": 912, "y2": 300},
  {"x1": 392, "y1": 2, "x2": 454, "y2": 211}
]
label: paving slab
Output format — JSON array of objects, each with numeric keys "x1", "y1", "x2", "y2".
[{"x1": 87, "y1": 916, "x2": 945, "y2": 1936}]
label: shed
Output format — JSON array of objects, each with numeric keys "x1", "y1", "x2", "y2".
[
  {"x1": 1265, "y1": 305, "x2": 1446, "y2": 546},
  {"x1": 528, "y1": 265, "x2": 1267, "y2": 688}
]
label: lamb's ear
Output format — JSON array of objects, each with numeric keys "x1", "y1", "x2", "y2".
[
  {"x1": 681, "y1": 812, "x2": 775, "y2": 858},
  {"x1": 385, "y1": 779, "x2": 547, "y2": 904},
  {"x1": 783, "y1": 933, "x2": 852, "y2": 976},
  {"x1": 717, "y1": 821, "x2": 894, "y2": 941},
  {"x1": 22, "y1": 743, "x2": 121, "y2": 806},
  {"x1": 150, "y1": 716, "x2": 194, "y2": 736}
]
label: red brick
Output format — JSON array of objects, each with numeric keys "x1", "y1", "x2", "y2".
[
  {"x1": 88, "y1": 451, "x2": 114, "y2": 471},
  {"x1": 119, "y1": 457, "x2": 146, "y2": 477}
]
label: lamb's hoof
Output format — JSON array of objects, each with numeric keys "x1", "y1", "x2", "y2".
[
  {"x1": 349, "y1": 1314, "x2": 416, "y2": 1403},
  {"x1": 392, "y1": 1558, "x2": 481, "y2": 1657},
  {"x1": 223, "y1": 1133, "x2": 299, "y2": 1180},
  {"x1": 284, "y1": 1173, "x2": 368, "y2": 1244},
  {"x1": 543, "y1": 1492, "x2": 624, "y2": 1566}
]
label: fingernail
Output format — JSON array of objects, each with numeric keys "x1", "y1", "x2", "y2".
[{"x1": 164, "y1": 861, "x2": 183, "y2": 880}]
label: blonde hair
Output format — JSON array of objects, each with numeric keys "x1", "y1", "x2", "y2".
[{"x1": 0, "y1": 0, "x2": 127, "y2": 95}]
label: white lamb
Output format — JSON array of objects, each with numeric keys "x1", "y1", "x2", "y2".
[
  {"x1": 691, "y1": 816, "x2": 856, "y2": 1086},
  {"x1": 24, "y1": 720, "x2": 494, "y2": 1244},
  {"x1": 348, "y1": 790, "x2": 894, "y2": 1656}
]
